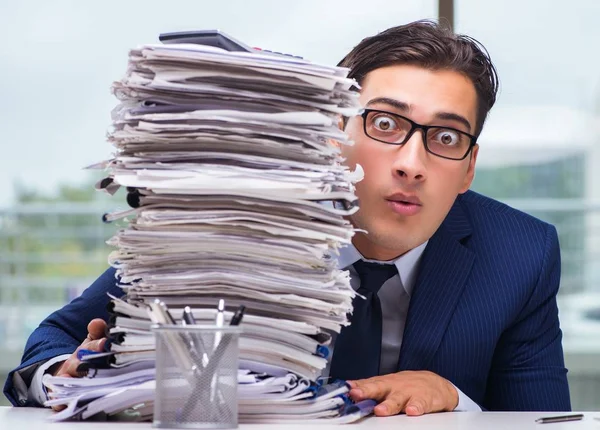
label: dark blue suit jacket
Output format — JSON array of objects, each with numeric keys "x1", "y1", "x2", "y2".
[{"x1": 4, "y1": 191, "x2": 571, "y2": 410}]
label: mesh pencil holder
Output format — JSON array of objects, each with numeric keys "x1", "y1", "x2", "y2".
[{"x1": 152, "y1": 324, "x2": 242, "y2": 429}]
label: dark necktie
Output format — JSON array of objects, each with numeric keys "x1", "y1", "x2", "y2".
[{"x1": 329, "y1": 260, "x2": 398, "y2": 381}]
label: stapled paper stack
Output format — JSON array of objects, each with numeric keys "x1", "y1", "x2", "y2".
[{"x1": 43, "y1": 35, "x2": 372, "y2": 423}]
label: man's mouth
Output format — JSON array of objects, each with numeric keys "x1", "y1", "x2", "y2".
[{"x1": 385, "y1": 193, "x2": 422, "y2": 216}]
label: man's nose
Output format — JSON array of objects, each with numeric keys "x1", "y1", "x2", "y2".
[{"x1": 390, "y1": 130, "x2": 428, "y2": 183}]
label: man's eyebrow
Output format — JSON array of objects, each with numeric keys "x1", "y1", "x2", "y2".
[
  {"x1": 366, "y1": 97, "x2": 471, "y2": 132},
  {"x1": 366, "y1": 96, "x2": 473, "y2": 133},
  {"x1": 365, "y1": 97, "x2": 410, "y2": 112},
  {"x1": 434, "y1": 112, "x2": 472, "y2": 133}
]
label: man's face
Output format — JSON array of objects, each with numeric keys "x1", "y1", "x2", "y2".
[{"x1": 342, "y1": 64, "x2": 479, "y2": 260}]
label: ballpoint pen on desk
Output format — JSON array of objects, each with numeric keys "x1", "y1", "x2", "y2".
[{"x1": 535, "y1": 414, "x2": 584, "y2": 424}]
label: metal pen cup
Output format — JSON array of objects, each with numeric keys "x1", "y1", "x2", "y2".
[{"x1": 152, "y1": 324, "x2": 242, "y2": 429}]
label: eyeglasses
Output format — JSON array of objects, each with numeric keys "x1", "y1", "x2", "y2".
[{"x1": 359, "y1": 108, "x2": 477, "y2": 160}]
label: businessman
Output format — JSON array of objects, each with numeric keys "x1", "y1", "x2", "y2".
[{"x1": 5, "y1": 20, "x2": 571, "y2": 414}]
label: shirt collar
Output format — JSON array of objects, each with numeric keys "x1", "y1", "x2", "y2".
[{"x1": 336, "y1": 240, "x2": 428, "y2": 297}]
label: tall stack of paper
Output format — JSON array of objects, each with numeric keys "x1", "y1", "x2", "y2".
[{"x1": 43, "y1": 39, "x2": 370, "y2": 423}]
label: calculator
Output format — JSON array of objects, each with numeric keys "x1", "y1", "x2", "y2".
[{"x1": 159, "y1": 29, "x2": 304, "y2": 59}]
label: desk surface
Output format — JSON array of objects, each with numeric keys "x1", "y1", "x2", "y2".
[{"x1": 1, "y1": 407, "x2": 599, "y2": 429}]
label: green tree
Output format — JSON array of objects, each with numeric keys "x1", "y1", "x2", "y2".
[{"x1": 1, "y1": 173, "x2": 121, "y2": 305}]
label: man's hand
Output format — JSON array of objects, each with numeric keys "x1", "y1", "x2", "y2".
[
  {"x1": 49, "y1": 318, "x2": 107, "y2": 411},
  {"x1": 348, "y1": 371, "x2": 459, "y2": 417}
]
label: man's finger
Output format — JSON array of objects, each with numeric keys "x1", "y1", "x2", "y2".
[
  {"x1": 84, "y1": 337, "x2": 107, "y2": 351},
  {"x1": 57, "y1": 338, "x2": 106, "y2": 377},
  {"x1": 87, "y1": 319, "x2": 107, "y2": 341},
  {"x1": 50, "y1": 374, "x2": 72, "y2": 411},
  {"x1": 374, "y1": 396, "x2": 408, "y2": 417},
  {"x1": 56, "y1": 357, "x2": 83, "y2": 378},
  {"x1": 348, "y1": 377, "x2": 390, "y2": 401},
  {"x1": 404, "y1": 396, "x2": 428, "y2": 416}
]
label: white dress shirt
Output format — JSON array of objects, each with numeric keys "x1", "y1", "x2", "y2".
[
  {"x1": 28, "y1": 353, "x2": 71, "y2": 406},
  {"x1": 330, "y1": 241, "x2": 481, "y2": 412}
]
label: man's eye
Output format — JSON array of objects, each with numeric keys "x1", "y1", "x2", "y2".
[
  {"x1": 373, "y1": 116, "x2": 397, "y2": 131},
  {"x1": 434, "y1": 130, "x2": 460, "y2": 146}
]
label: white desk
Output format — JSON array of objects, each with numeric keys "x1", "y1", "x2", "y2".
[{"x1": 1, "y1": 407, "x2": 598, "y2": 429}]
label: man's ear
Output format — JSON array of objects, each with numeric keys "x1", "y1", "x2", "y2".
[{"x1": 459, "y1": 144, "x2": 478, "y2": 193}]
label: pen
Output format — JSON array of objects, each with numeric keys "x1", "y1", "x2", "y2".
[
  {"x1": 209, "y1": 299, "x2": 226, "y2": 405},
  {"x1": 149, "y1": 299, "x2": 170, "y2": 325},
  {"x1": 149, "y1": 300, "x2": 194, "y2": 373},
  {"x1": 159, "y1": 300, "x2": 177, "y2": 325},
  {"x1": 213, "y1": 299, "x2": 225, "y2": 350},
  {"x1": 181, "y1": 306, "x2": 209, "y2": 367},
  {"x1": 229, "y1": 305, "x2": 246, "y2": 326},
  {"x1": 535, "y1": 414, "x2": 584, "y2": 424},
  {"x1": 182, "y1": 306, "x2": 196, "y2": 325}
]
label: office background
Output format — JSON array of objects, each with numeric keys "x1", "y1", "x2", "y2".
[{"x1": 1, "y1": 0, "x2": 599, "y2": 408}]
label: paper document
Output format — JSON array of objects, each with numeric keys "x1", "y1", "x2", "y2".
[{"x1": 49, "y1": 32, "x2": 370, "y2": 423}]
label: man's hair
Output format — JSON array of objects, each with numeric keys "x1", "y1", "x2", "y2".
[{"x1": 338, "y1": 20, "x2": 499, "y2": 137}]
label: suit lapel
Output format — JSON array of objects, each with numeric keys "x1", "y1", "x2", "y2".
[{"x1": 397, "y1": 195, "x2": 475, "y2": 371}]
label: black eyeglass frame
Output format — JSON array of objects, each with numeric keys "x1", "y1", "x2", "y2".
[{"x1": 359, "y1": 108, "x2": 478, "y2": 161}]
